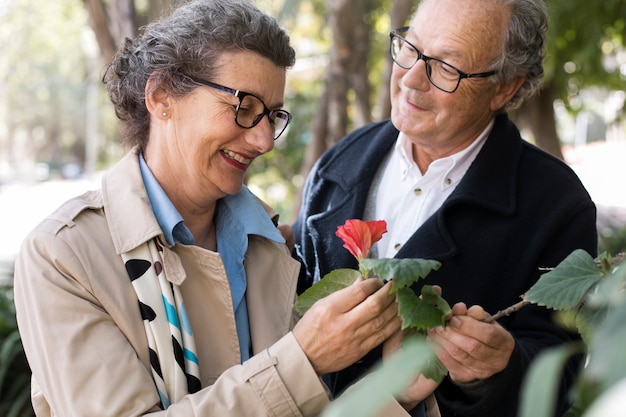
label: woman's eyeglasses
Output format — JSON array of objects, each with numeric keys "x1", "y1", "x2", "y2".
[{"x1": 186, "y1": 76, "x2": 291, "y2": 140}]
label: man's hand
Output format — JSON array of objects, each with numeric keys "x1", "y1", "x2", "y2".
[
  {"x1": 427, "y1": 303, "x2": 515, "y2": 383},
  {"x1": 383, "y1": 329, "x2": 441, "y2": 411},
  {"x1": 293, "y1": 278, "x2": 401, "y2": 376}
]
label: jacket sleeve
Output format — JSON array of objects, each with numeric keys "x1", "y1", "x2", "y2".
[
  {"x1": 435, "y1": 200, "x2": 596, "y2": 417},
  {"x1": 14, "y1": 228, "x2": 329, "y2": 417}
]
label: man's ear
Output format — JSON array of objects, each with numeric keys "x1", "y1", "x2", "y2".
[
  {"x1": 490, "y1": 75, "x2": 525, "y2": 111},
  {"x1": 145, "y1": 74, "x2": 171, "y2": 119}
]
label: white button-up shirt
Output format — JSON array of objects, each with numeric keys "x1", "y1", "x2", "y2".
[{"x1": 375, "y1": 120, "x2": 493, "y2": 258}]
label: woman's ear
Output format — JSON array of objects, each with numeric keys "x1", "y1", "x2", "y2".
[
  {"x1": 490, "y1": 75, "x2": 525, "y2": 111},
  {"x1": 145, "y1": 74, "x2": 171, "y2": 119}
]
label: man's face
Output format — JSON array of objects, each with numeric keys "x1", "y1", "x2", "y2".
[{"x1": 390, "y1": 0, "x2": 510, "y2": 155}]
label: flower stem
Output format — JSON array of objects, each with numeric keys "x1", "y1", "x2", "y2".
[{"x1": 483, "y1": 300, "x2": 530, "y2": 323}]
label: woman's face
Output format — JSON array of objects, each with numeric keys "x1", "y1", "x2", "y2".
[{"x1": 145, "y1": 51, "x2": 287, "y2": 207}]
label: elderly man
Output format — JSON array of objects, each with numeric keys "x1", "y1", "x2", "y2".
[{"x1": 293, "y1": 0, "x2": 596, "y2": 415}]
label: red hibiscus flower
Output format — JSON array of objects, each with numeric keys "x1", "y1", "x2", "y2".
[{"x1": 335, "y1": 219, "x2": 387, "y2": 261}]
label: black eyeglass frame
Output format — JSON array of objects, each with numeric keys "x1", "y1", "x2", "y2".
[
  {"x1": 389, "y1": 27, "x2": 497, "y2": 93},
  {"x1": 185, "y1": 75, "x2": 292, "y2": 140}
]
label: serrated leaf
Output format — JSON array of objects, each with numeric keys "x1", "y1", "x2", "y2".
[
  {"x1": 321, "y1": 337, "x2": 436, "y2": 417},
  {"x1": 359, "y1": 258, "x2": 441, "y2": 293},
  {"x1": 396, "y1": 287, "x2": 448, "y2": 331},
  {"x1": 421, "y1": 285, "x2": 452, "y2": 317},
  {"x1": 525, "y1": 249, "x2": 602, "y2": 310},
  {"x1": 293, "y1": 268, "x2": 362, "y2": 316}
]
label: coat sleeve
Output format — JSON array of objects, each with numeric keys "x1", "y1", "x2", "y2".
[
  {"x1": 14, "y1": 228, "x2": 329, "y2": 417},
  {"x1": 434, "y1": 200, "x2": 596, "y2": 417}
]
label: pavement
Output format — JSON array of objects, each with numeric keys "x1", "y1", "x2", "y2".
[{"x1": 564, "y1": 141, "x2": 626, "y2": 231}]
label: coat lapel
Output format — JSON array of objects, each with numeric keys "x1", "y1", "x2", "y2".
[
  {"x1": 245, "y1": 236, "x2": 301, "y2": 352},
  {"x1": 399, "y1": 114, "x2": 523, "y2": 261}
]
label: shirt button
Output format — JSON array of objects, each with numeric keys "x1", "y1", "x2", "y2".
[
  {"x1": 414, "y1": 188, "x2": 422, "y2": 196},
  {"x1": 394, "y1": 243, "x2": 402, "y2": 250}
]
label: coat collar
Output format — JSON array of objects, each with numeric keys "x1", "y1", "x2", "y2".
[
  {"x1": 314, "y1": 114, "x2": 523, "y2": 261},
  {"x1": 102, "y1": 147, "x2": 164, "y2": 255}
]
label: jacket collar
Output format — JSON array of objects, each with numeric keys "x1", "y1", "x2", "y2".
[
  {"x1": 102, "y1": 147, "x2": 164, "y2": 255},
  {"x1": 401, "y1": 114, "x2": 523, "y2": 260},
  {"x1": 315, "y1": 114, "x2": 523, "y2": 261},
  {"x1": 443, "y1": 114, "x2": 522, "y2": 215}
]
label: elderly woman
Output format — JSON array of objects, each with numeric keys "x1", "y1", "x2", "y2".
[{"x1": 13, "y1": 1, "x2": 401, "y2": 416}]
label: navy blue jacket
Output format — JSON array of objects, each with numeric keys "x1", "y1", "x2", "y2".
[{"x1": 293, "y1": 114, "x2": 597, "y2": 417}]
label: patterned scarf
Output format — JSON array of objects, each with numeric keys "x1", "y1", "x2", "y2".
[{"x1": 122, "y1": 238, "x2": 201, "y2": 408}]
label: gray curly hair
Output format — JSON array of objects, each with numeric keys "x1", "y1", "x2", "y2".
[
  {"x1": 494, "y1": 0, "x2": 548, "y2": 110},
  {"x1": 103, "y1": 0, "x2": 296, "y2": 150},
  {"x1": 414, "y1": 0, "x2": 548, "y2": 110}
]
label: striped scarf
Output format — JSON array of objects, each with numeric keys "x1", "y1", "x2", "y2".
[{"x1": 122, "y1": 238, "x2": 201, "y2": 408}]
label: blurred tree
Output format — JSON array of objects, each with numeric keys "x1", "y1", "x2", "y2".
[
  {"x1": 0, "y1": 0, "x2": 119, "y2": 181},
  {"x1": 82, "y1": 0, "x2": 176, "y2": 65},
  {"x1": 300, "y1": 0, "x2": 625, "y2": 175},
  {"x1": 513, "y1": 0, "x2": 626, "y2": 159}
]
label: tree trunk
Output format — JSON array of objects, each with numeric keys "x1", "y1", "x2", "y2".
[
  {"x1": 527, "y1": 80, "x2": 564, "y2": 160},
  {"x1": 512, "y1": 79, "x2": 564, "y2": 160},
  {"x1": 83, "y1": 0, "x2": 118, "y2": 64},
  {"x1": 376, "y1": 0, "x2": 416, "y2": 121},
  {"x1": 82, "y1": 0, "x2": 173, "y2": 66}
]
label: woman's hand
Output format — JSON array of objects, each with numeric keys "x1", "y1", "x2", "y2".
[{"x1": 293, "y1": 278, "x2": 401, "y2": 376}]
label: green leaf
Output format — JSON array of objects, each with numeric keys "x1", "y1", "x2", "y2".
[
  {"x1": 421, "y1": 285, "x2": 452, "y2": 317},
  {"x1": 574, "y1": 303, "x2": 607, "y2": 346},
  {"x1": 396, "y1": 287, "x2": 448, "y2": 331},
  {"x1": 293, "y1": 268, "x2": 362, "y2": 316},
  {"x1": 359, "y1": 258, "x2": 441, "y2": 293},
  {"x1": 525, "y1": 249, "x2": 602, "y2": 310},
  {"x1": 585, "y1": 301, "x2": 626, "y2": 392},
  {"x1": 519, "y1": 343, "x2": 583, "y2": 417},
  {"x1": 321, "y1": 337, "x2": 436, "y2": 417},
  {"x1": 587, "y1": 258, "x2": 626, "y2": 307}
]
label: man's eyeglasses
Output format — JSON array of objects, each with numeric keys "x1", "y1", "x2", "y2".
[
  {"x1": 389, "y1": 27, "x2": 497, "y2": 93},
  {"x1": 186, "y1": 76, "x2": 292, "y2": 140}
]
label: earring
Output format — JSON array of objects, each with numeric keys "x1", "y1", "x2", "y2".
[{"x1": 162, "y1": 112, "x2": 168, "y2": 117}]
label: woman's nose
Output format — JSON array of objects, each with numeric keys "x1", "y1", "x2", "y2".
[{"x1": 246, "y1": 117, "x2": 275, "y2": 154}]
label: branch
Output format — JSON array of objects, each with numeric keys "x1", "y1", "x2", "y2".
[
  {"x1": 483, "y1": 300, "x2": 531, "y2": 323},
  {"x1": 481, "y1": 253, "x2": 625, "y2": 324}
]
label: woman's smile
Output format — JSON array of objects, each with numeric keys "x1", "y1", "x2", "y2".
[{"x1": 221, "y1": 149, "x2": 252, "y2": 170}]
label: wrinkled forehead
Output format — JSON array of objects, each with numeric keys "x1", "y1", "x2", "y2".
[{"x1": 409, "y1": 0, "x2": 509, "y2": 61}]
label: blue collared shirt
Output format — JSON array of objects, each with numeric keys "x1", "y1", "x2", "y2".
[{"x1": 139, "y1": 154, "x2": 285, "y2": 362}]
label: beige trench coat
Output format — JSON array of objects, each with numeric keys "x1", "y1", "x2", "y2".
[{"x1": 14, "y1": 148, "x2": 422, "y2": 417}]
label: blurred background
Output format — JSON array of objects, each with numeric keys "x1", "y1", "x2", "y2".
[
  {"x1": 0, "y1": 1, "x2": 625, "y2": 413},
  {"x1": 1, "y1": 0, "x2": 625, "y2": 281}
]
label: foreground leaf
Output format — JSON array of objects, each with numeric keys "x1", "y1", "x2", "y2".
[
  {"x1": 525, "y1": 249, "x2": 602, "y2": 309},
  {"x1": 421, "y1": 285, "x2": 452, "y2": 317},
  {"x1": 519, "y1": 343, "x2": 584, "y2": 417},
  {"x1": 396, "y1": 287, "x2": 448, "y2": 331},
  {"x1": 585, "y1": 300, "x2": 626, "y2": 393},
  {"x1": 587, "y1": 257, "x2": 626, "y2": 307},
  {"x1": 293, "y1": 268, "x2": 362, "y2": 316},
  {"x1": 359, "y1": 258, "x2": 441, "y2": 291},
  {"x1": 321, "y1": 337, "x2": 436, "y2": 417}
]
